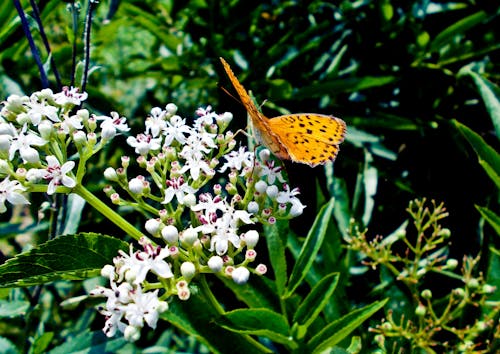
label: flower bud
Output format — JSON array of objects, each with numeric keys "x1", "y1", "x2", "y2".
[
  {"x1": 72, "y1": 130, "x2": 87, "y2": 146},
  {"x1": 245, "y1": 249, "x2": 257, "y2": 261},
  {"x1": 208, "y1": 256, "x2": 223, "y2": 272},
  {"x1": 145, "y1": 218, "x2": 161, "y2": 236},
  {"x1": 77, "y1": 109, "x2": 89, "y2": 122},
  {"x1": 180, "y1": 262, "x2": 196, "y2": 281},
  {"x1": 232, "y1": 267, "x2": 250, "y2": 285},
  {"x1": 243, "y1": 230, "x2": 259, "y2": 248},
  {"x1": 266, "y1": 185, "x2": 279, "y2": 199},
  {"x1": 124, "y1": 325, "x2": 141, "y2": 342},
  {"x1": 183, "y1": 193, "x2": 196, "y2": 207},
  {"x1": 415, "y1": 303, "x2": 426, "y2": 317},
  {"x1": 165, "y1": 103, "x2": 177, "y2": 115},
  {"x1": 467, "y1": 278, "x2": 479, "y2": 289},
  {"x1": 104, "y1": 167, "x2": 118, "y2": 181},
  {"x1": 247, "y1": 201, "x2": 259, "y2": 214},
  {"x1": 438, "y1": 228, "x2": 451, "y2": 238},
  {"x1": 128, "y1": 177, "x2": 144, "y2": 195},
  {"x1": 38, "y1": 120, "x2": 53, "y2": 140},
  {"x1": 255, "y1": 264, "x2": 267, "y2": 275},
  {"x1": 446, "y1": 258, "x2": 458, "y2": 270},
  {"x1": 181, "y1": 227, "x2": 198, "y2": 246},
  {"x1": 110, "y1": 193, "x2": 120, "y2": 204},
  {"x1": 421, "y1": 289, "x2": 432, "y2": 299},
  {"x1": 255, "y1": 180, "x2": 267, "y2": 193},
  {"x1": 161, "y1": 225, "x2": 179, "y2": 244},
  {"x1": 101, "y1": 264, "x2": 115, "y2": 279}
]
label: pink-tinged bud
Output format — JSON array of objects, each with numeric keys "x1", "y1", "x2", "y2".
[
  {"x1": 121, "y1": 156, "x2": 130, "y2": 168},
  {"x1": 245, "y1": 249, "x2": 257, "y2": 261},
  {"x1": 256, "y1": 264, "x2": 267, "y2": 275},
  {"x1": 267, "y1": 216, "x2": 276, "y2": 224},
  {"x1": 177, "y1": 288, "x2": 191, "y2": 301},
  {"x1": 110, "y1": 193, "x2": 120, "y2": 204}
]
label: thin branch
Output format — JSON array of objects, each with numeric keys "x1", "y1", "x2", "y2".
[
  {"x1": 29, "y1": 0, "x2": 62, "y2": 89},
  {"x1": 12, "y1": 0, "x2": 49, "y2": 88},
  {"x1": 82, "y1": 0, "x2": 98, "y2": 93}
]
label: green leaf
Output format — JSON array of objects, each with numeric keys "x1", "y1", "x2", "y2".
[
  {"x1": 453, "y1": 120, "x2": 500, "y2": 182},
  {"x1": 0, "y1": 336, "x2": 18, "y2": 354},
  {"x1": 296, "y1": 76, "x2": 397, "y2": 98},
  {"x1": 285, "y1": 199, "x2": 335, "y2": 298},
  {"x1": 62, "y1": 194, "x2": 86, "y2": 235},
  {"x1": 163, "y1": 292, "x2": 272, "y2": 353},
  {"x1": 31, "y1": 332, "x2": 54, "y2": 354},
  {"x1": 430, "y1": 11, "x2": 488, "y2": 52},
  {"x1": 460, "y1": 68, "x2": 500, "y2": 137},
  {"x1": 219, "y1": 308, "x2": 293, "y2": 347},
  {"x1": 265, "y1": 222, "x2": 288, "y2": 296},
  {"x1": 48, "y1": 330, "x2": 128, "y2": 354},
  {"x1": 218, "y1": 276, "x2": 280, "y2": 311},
  {"x1": 0, "y1": 233, "x2": 128, "y2": 288},
  {"x1": 293, "y1": 273, "x2": 340, "y2": 330},
  {"x1": 307, "y1": 299, "x2": 388, "y2": 353},
  {"x1": 476, "y1": 206, "x2": 500, "y2": 236},
  {"x1": 0, "y1": 300, "x2": 30, "y2": 318}
]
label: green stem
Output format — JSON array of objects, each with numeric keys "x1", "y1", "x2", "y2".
[{"x1": 72, "y1": 184, "x2": 144, "y2": 240}]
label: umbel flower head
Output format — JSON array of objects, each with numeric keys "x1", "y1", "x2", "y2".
[{"x1": 91, "y1": 103, "x2": 306, "y2": 341}]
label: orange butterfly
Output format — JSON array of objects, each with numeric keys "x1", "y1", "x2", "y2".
[{"x1": 220, "y1": 57, "x2": 346, "y2": 167}]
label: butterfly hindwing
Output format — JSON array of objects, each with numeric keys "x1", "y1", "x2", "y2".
[{"x1": 268, "y1": 114, "x2": 346, "y2": 166}]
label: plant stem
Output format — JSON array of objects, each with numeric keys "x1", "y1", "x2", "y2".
[{"x1": 72, "y1": 184, "x2": 144, "y2": 240}]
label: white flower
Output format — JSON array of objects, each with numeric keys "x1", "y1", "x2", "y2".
[
  {"x1": 53, "y1": 86, "x2": 88, "y2": 107},
  {"x1": 207, "y1": 206, "x2": 253, "y2": 255},
  {"x1": 43, "y1": 156, "x2": 76, "y2": 195},
  {"x1": 60, "y1": 113, "x2": 83, "y2": 134},
  {"x1": 191, "y1": 193, "x2": 227, "y2": 215},
  {"x1": 163, "y1": 115, "x2": 193, "y2": 146},
  {"x1": 162, "y1": 176, "x2": 197, "y2": 205},
  {"x1": 126, "y1": 134, "x2": 161, "y2": 155},
  {"x1": 8, "y1": 124, "x2": 46, "y2": 163},
  {"x1": 194, "y1": 105, "x2": 218, "y2": 127},
  {"x1": 123, "y1": 287, "x2": 166, "y2": 330},
  {"x1": 145, "y1": 110, "x2": 167, "y2": 137},
  {"x1": 277, "y1": 184, "x2": 306, "y2": 217},
  {"x1": 259, "y1": 160, "x2": 286, "y2": 184},
  {"x1": 98, "y1": 112, "x2": 130, "y2": 140},
  {"x1": 219, "y1": 146, "x2": 254, "y2": 173},
  {"x1": 0, "y1": 176, "x2": 30, "y2": 213},
  {"x1": 115, "y1": 242, "x2": 173, "y2": 285},
  {"x1": 25, "y1": 95, "x2": 60, "y2": 125}
]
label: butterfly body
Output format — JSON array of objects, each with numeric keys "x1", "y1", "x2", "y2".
[{"x1": 220, "y1": 57, "x2": 346, "y2": 167}]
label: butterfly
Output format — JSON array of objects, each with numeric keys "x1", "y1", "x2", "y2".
[{"x1": 220, "y1": 57, "x2": 346, "y2": 167}]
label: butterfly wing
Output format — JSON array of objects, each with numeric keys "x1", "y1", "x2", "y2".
[
  {"x1": 220, "y1": 57, "x2": 290, "y2": 159},
  {"x1": 267, "y1": 113, "x2": 346, "y2": 166}
]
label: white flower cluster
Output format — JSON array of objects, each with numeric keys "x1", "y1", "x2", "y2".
[
  {"x1": 0, "y1": 87, "x2": 129, "y2": 210},
  {"x1": 92, "y1": 104, "x2": 306, "y2": 341}
]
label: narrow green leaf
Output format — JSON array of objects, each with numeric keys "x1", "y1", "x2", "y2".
[
  {"x1": 285, "y1": 199, "x2": 335, "y2": 298},
  {"x1": 293, "y1": 273, "x2": 340, "y2": 328},
  {"x1": 0, "y1": 300, "x2": 30, "y2": 318},
  {"x1": 430, "y1": 11, "x2": 488, "y2": 52},
  {"x1": 460, "y1": 68, "x2": 500, "y2": 137},
  {"x1": 478, "y1": 159, "x2": 500, "y2": 189},
  {"x1": 265, "y1": 222, "x2": 288, "y2": 296},
  {"x1": 453, "y1": 120, "x2": 500, "y2": 179},
  {"x1": 476, "y1": 206, "x2": 500, "y2": 236},
  {"x1": 219, "y1": 308, "x2": 293, "y2": 347},
  {"x1": 296, "y1": 76, "x2": 397, "y2": 98},
  {"x1": 0, "y1": 233, "x2": 128, "y2": 288},
  {"x1": 48, "y1": 330, "x2": 127, "y2": 354},
  {"x1": 32, "y1": 332, "x2": 54, "y2": 354},
  {"x1": 307, "y1": 299, "x2": 388, "y2": 353}
]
